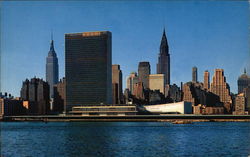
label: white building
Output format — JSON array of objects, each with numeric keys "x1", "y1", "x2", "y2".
[{"x1": 143, "y1": 101, "x2": 192, "y2": 114}]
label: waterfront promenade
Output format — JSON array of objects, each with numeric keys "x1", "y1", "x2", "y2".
[{"x1": 2, "y1": 115, "x2": 250, "y2": 122}]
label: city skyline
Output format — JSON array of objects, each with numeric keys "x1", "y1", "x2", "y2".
[{"x1": 1, "y1": 1, "x2": 249, "y2": 96}]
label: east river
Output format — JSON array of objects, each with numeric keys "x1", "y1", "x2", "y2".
[{"x1": 1, "y1": 122, "x2": 250, "y2": 157}]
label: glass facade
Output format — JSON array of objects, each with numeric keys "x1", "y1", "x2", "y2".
[{"x1": 65, "y1": 31, "x2": 112, "y2": 112}]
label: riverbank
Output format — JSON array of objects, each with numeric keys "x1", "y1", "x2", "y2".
[{"x1": 1, "y1": 115, "x2": 250, "y2": 122}]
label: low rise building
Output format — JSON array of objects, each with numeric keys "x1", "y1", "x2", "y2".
[
  {"x1": 69, "y1": 104, "x2": 137, "y2": 116},
  {"x1": 142, "y1": 101, "x2": 192, "y2": 114},
  {"x1": 0, "y1": 98, "x2": 26, "y2": 117},
  {"x1": 233, "y1": 93, "x2": 247, "y2": 115},
  {"x1": 193, "y1": 104, "x2": 224, "y2": 115}
]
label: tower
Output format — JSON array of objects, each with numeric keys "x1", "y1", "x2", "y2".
[
  {"x1": 46, "y1": 34, "x2": 59, "y2": 98},
  {"x1": 126, "y1": 72, "x2": 139, "y2": 95},
  {"x1": 192, "y1": 66, "x2": 198, "y2": 83},
  {"x1": 237, "y1": 68, "x2": 250, "y2": 93},
  {"x1": 20, "y1": 77, "x2": 50, "y2": 114},
  {"x1": 157, "y1": 29, "x2": 170, "y2": 85},
  {"x1": 65, "y1": 31, "x2": 112, "y2": 112},
  {"x1": 138, "y1": 62, "x2": 150, "y2": 89},
  {"x1": 112, "y1": 65, "x2": 123, "y2": 104},
  {"x1": 210, "y1": 69, "x2": 232, "y2": 113},
  {"x1": 204, "y1": 70, "x2": 210, "y2": 90}
]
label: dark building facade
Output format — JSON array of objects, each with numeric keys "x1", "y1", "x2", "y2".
[
  {"x1": 65, "y1": 31, "x2": 112, "y2": 112},
  {"x1": 0, "y1": 98, "x2": 26, "y2": 116},
  {"x1": 20, "y1": 77, "x2": 50, "y2": 115},
  {"x1": 157, "y1": 29, "x2": 170, "y2": 85},
  {"x1": 243, "y1": 87, "x2": 250, "y2": 112},
  {"x1": 28, "y1": 78, "x2": 38, "y2": 102},
  {"x1": 238, "y1": 69, "x2": 250, "y2": 94},
  {"x1": 138, "y1": 62, "x2": 150, "y2": 89},
  {"x1": 183, "y1": 82, "x2": 221, "y2": 108},
  {"x1": 53, "y1": 78, "x2": 65, "y2": 113},
  {"x1": 20, "y1": 79, "x2": 29, "y2": 100},
  {"x1": 148, "y1": 90, "x2": 166, "y2": 105},
  {"x1": 112, "y1": 65, "x2": 123, "y2": 104},
  {"x1": 46, "y1": 38, "x2": 59, "y2": 98},
  {"x1": 165, "y1": 84, "x2": 182, "y2": 103},
  {"x1": 192, "y1": 66, "x2": 198, "y2": 83}
]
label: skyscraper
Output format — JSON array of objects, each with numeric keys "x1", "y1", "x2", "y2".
[
  {"x1": 237, "y1": 68, "x2": 250, "y2": 93},
  {"x1": 126, "y1": 72, "x2": 139, "y2": 95},
  {"x1": 46, "y1": 36, "x2": 59, "y2": 98},
  {"x1": 112, "y1": 65, "x2": 123, "y2": 104},
  {"x1": 204, "y1": 70, "x2": 210, "y2": 90},
  {"x1": 192, "y1": 66, "x2": 198, "y2": 83},
  {"x1": 65, "y1": 31, "x2": 112, "y2": 112},
  {"x1": 20, "y1": 79, "x2": 29, "y2": 100},
  {"x1": 210, "y1": 69, "x2": 232, "y2": 113},
  {"x1": 138, "y1": 62, "x2": 150, "y2": 89},
  {"x1": 157, "y1": 29, "x2": 170, "y2": 85},
  {"x1": 20, "y1": 77, "x2": 50, "y2": 114},
  {"x1": 149, "y1": 74, "x2": 165, "y2": 94}
]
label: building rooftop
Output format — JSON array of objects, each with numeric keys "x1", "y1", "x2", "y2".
[{"x1": 65, "y1": 31, "x2": 111, "y2": 37}]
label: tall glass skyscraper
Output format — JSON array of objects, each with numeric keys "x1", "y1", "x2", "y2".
[
  {"x1": 46, "y1": 37, "x2": 59, "y2": 98},
  {"x1": 65, "y1": 31, "x2": 112, "y2": 112}
]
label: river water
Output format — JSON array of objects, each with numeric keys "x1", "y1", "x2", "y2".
[{"x1": 0, "y1": 122, "x2": 250, "y2": 157}]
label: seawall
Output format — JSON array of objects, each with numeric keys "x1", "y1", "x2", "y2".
[{"x1": 1, "y1": 115, "x2": 250, "y2": 122}]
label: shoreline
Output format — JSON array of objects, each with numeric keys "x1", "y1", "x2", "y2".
[{"x1": 1, "y1": 115, "x2": 250, "y2": 123}]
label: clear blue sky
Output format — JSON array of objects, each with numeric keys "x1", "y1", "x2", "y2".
[{"x1": 1, "y1": 1, "x2": 249, "y2": 97}]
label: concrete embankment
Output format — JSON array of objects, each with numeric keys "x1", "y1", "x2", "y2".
[{"x1": 1, "y1": 115, "x2": 250, "y2": 122}]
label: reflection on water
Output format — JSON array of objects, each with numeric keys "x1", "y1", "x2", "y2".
[{"x1": 1, "y1": 122, "x2": 250, "y2": 157}]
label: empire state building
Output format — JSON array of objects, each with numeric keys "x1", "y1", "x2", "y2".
[
  {"x1": 46, "y1": 36, "x2": 59, "y2": 98},
  {"x1": 157, "y1": 29, "x2": 170, "y2": 85}
]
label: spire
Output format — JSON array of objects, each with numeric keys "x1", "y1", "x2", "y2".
[
  {"x1": 244, "y1": 68, "x2": 246, "y2": 74},
  {"x1": 160, "y1": 28, "x2": 169, "y2": 55},
  {"x1": 48, "y1": 31, "x2": 56, "y2": 57},
  {"x1": 163, "y1": 27, "x2": 166, "y2": 37},
  {"x1": 50, "y1": 30, "x2": 55, "y2": 52},
  {"x1": 50, "y1": 40, "x2": 55, "y2": 52},
  {"x1": 161, "y1": 28, "x2": 166, "y2": 43}
]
